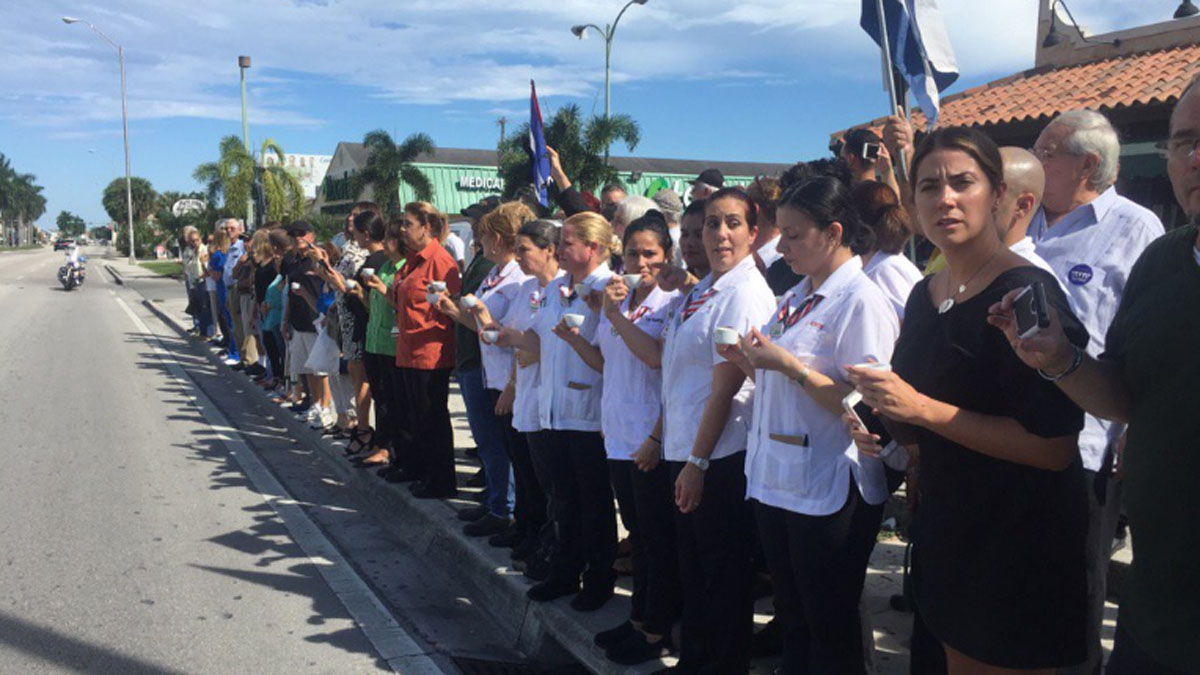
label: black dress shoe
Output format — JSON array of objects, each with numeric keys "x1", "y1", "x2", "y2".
[
  {"x1": 594, "y1": 621, "x2": 634, "y2": 649},
  {"x1": 606, "y1": 630, "x2": 672, "y2": 665},
  {"x1": 527, "y1": 577, "x2": 580, "y2": 603},
  {"x1": 457, "y1": 504, "x2": 490, "y2": 522},
  {"x1": 230, "y1": 361, "x2": 246, "y2": 372},
  {"x1": 510, "y1": 535, "x2": 540, "y2": 562},
  {"x1": 488, "y1": 526, "x2": 523, "y2": 549},
  {"x1": 569, "y1": 583, "x2": 613, "y2": 612},
  {"x1": 245, "y1": 363, "x2": 267, "y2": 377},
  {"x1": 411, "y1": 485, "x2": 456, "y2": 500},
  {"x1": 463, "y1": 513, "x2": 512, "y2": 537},
  {"x1": 522, "y1": 555, "x2": 552, "y2": 581}
]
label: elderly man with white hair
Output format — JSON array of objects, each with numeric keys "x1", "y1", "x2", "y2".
[{"x1": 1028, "y1": 109, "x2": 1164, "y2": 675}]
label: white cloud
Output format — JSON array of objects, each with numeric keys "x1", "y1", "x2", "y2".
[{"x1": 1, "y1": 0, "x2": 1136, "y2": 133}]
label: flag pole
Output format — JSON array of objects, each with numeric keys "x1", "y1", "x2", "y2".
[{"x1": 874, "y1": 0, "x2": 909, "y2": 183}]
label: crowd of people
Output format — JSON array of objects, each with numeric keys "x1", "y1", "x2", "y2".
[{"x1": 172, "y1": 74, "x2": 1200, "y2": 675}]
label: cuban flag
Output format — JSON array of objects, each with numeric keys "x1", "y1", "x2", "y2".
[
  {"x1": 861, "y1": 0, "x2": 959, "y2": 129},
  {"x1": 528, "y1": 80, "x2": 552, "y2": 208}
]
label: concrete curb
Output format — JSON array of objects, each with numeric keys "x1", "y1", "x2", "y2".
[
  {"x1": 104, "y1": 263, "x2": 125, "y2": 285},
  {"x1": 138, "y1": 296, "x2": 658, "y2": 675}
]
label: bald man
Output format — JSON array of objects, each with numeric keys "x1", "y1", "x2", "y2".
[{"x1": 998, "y1": 147, "x2": 1061, "y2": 283}]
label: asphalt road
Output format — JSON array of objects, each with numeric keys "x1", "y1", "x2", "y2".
[{"x1": 0, "y1": 248, "x2": 482, "y2": 674}]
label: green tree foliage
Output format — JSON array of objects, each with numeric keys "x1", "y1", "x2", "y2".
[
  {"x1": 0, "y1": 154, "x2": 48, "y2": 245},
  {"x1": 499, "y1": 104, "x2": 640, "y2": 204},
  {"x1": 259, "y1": 139, "x2": 307, "y2": 224},
  {"x1": 102, "y1": 176, "x2": 157, "y2": 227},
  {"x1": 193, "y1": 136, "x2": 254, "y2": 217},
  {"x1": 114, "y1": 220, "x2": 158, "y2": 259},
  {"x1": 56, "y1": 211, "x2": 87, "y2": 238},
  {"x1": 88, "y1": 226, "x2": 112, "y2": 242},
  {"x1": 348, "y1": 130, "x2": 436, "y2": 217}
]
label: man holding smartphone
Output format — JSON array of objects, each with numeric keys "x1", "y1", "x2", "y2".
[
  {"x1": 991, "y1": 75, "x2": 1200, "y2": 673},
  {"x1": 1026, "y1": 109, "x2": 1165, "y2": 675}
]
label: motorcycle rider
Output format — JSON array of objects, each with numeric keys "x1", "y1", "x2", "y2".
[{"x1": 64, "y1": 244, "x2": 86, "y2": 284}]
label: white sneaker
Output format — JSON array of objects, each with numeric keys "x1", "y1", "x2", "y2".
[
  {"x1": 300, "y1": 406, "x2": 320, "y2": 424},
  {"x1": 318, "y1": 406, "x2": 335, "y2": 429}
]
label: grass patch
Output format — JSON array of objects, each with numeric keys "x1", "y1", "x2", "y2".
[
  {"x1": 0, "y1": 244, "x2": 43, "y2": 252},
  {"x1": 139, "y1": 261, "x2": 182, "y2": 278}
]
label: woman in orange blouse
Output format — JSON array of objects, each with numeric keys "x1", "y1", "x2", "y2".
[{"x1": 391, "y1": 201, "x2": 463, "y2": 499}]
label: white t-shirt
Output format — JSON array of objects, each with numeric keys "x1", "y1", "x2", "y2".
[
  {"x1": 593, "y1": 285, "x2": 682, "y2": 460},
  {"x1": 745, "y1": 257, "x2": 899, "y2": 516},
  {"x1": 660, "y1": 255, "x2": 776, "y2": 463},
  {"x1": 444, "y1": 232, "x2": 466, "y2": 265},
  {"x1": 532, "y1": 264, "x2": 614, "y2": 432},
  {"x1": 477, "y1": 259, "x2": 531, "y2": 390},
  {"x1": 862, "y1": 251, "x2": 922, "y2": 321},
  {"x1": 506, "y1": 272, "x2": 565, "y2": 434}
]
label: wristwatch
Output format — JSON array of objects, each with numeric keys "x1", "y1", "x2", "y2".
[{"x1": 686, "y1": 455, "x2": 710, "y2": 472}]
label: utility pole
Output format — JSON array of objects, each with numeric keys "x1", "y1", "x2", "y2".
[
  {"x1": 496, "y1": 116, "x2": 507, "y2": 167},
  {"x1": 239, "y1": 55, "x2": 253, "y2": 230}
]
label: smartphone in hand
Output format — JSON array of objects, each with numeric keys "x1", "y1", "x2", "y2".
[{"x1": 1012, "y1": 282, "x2": 1050, "y2": 339}]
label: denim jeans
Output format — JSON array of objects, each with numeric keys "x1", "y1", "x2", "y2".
[{"x1": 457, "y1": 366, "x2": 512, "y2": 516}]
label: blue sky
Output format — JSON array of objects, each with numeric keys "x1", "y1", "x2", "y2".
[{"x1": 0, "y1": 0, "x2": 1159, "y2": 228}]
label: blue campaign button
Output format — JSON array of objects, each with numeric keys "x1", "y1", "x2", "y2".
[{"x1": 1068, "y1": 264, "x2": 1093, "y2": 286}]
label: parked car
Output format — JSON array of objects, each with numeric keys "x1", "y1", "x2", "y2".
[{"x1": 53, "y1": 238, "x2": 75, "y2": 251}]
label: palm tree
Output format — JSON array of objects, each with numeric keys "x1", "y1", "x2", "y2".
[
  {"x1": 102, "y1": 176, "x2": 157, "y2": 226},
  {"x1": 259, "y1": 138, "x2": 306, "y2": 224},
  {"x1": 192, "y1": 135, "x2": 254, "y2": 217},
  {"x1": 9, "y1": 172, "x2": 46, "y2": 246},
  {"x1": 498, "y1": 104, "x2": 640, "y2": 203},
  {"x1": 348, "y1": 130, "x2": 435, "y2": 216}
]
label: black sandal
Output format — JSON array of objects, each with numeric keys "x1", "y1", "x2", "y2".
[
  {"x1": 322, "y1": 425, "x2": 346, "y2": 437},
  {"x1": 344, "y1": 428, "x2": 374, "y2": 456}
]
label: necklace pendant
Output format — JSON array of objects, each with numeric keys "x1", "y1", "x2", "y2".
[
  {"x1": 957, "y1": 283, "x2": 967, "y2": 294},
  {"x1": 938, "y1": 298, "x2": 955, "y2": 314}
]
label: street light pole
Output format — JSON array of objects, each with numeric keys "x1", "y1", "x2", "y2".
[
  {"x1": 239, "y1": 56, "x2": 253, "y2": 230},
  {"x1": 63, "y1": 16, "x2": 136, "y2": 265},
  {"x1": 571, "y1": 0, "x2": 648, "y2": 163}
]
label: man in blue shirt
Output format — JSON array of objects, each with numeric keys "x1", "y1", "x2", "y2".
[{"x1": 1029, "y1": 109, "x2": 1164, "y2": 675}]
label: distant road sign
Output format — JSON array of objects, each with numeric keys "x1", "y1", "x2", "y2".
[{"x1": 172, "y1": 199, "x2": 206, "y2": 217}]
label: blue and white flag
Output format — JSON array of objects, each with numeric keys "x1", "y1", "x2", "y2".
[
  {"x1": 861, "y1": 0, "x2": 959, "y2": 129},
  {"x1": 528, "y1": 80, "x2": 551, "y2": 208}
]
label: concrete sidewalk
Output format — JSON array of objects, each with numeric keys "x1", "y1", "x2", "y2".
[{"x1": 106, "y1": 256, "x2": 1122, "y2": 674}]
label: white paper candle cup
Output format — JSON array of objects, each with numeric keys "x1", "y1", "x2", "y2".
[
  {"x1": 563, "y1": 313, "x2": 585, "y2": 328},
  {"x1": 345, "y1": 280, "x2": 357, "y2": 289},
  {"x1": 481, "y1": 330, "x2": 499, "y2": 344},
  {"x1": 290, "y1": 282, "x2": 301, "y2": 291},
  {"x1": 462, "y1": 295, "x2": 478, "y2": 308},
  {"x1": 621, "y1": 274, "x2": 641, "y2": 289},
  {"x1": 361, "y1": 268, "x2": 375, "y2": 278},
  {"x1": 426, "y1": 292, "x2": 440, "y2": 305},
  {"x1": 427, "y1": 280, "x2": 447, "y2": 293},
  {"x1": 713, "y1": 326, "x2": 740, "y2": 345}
]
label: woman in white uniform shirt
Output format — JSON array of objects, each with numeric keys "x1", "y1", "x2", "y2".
[
  {"x1": 554, "y1": 212, "x2": 683, "y2": 664},
  {"x1": 854, "y1": 180, "x2": 922, "y2": 321},
  {"x1": 437, "y1": 202, "x2": 535, "y2": 538},
  {"x1": 504, "y1": 211, "x2": 618, "y2": 611},
  {"x1": 490, "y1": 220, "x2": 564, "y2": 568},
  {"x1": 659, "y1": 188, "x2": 776, "y2": 674},
  {"x1": 722, "y1": 177, "x2": 899, "y2": 672}
]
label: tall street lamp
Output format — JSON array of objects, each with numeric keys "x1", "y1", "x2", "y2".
[
  {"x1": 571, "y1": 0, "x2": 648, "y2": 160},
  {"x1": 63, "y1": 16, "x2": 136, "y2": 265},
  {"x1": 239, "y1": 55, "x2": 254, "y2": 230}
]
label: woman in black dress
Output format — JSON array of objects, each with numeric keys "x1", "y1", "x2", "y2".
[{"x1": 846, "y1": 127, "x2": 1089, "y2": 673}]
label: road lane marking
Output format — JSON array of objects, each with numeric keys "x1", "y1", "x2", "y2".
[{"x1": 111, "y1": 293, "x2": 446, "y2": 674}]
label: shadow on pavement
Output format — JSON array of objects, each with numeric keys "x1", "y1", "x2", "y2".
[{"x1": 0, "y1": 609, "x2": 186, "y2": 675}]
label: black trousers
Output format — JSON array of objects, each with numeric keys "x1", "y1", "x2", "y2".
[
  {"x1": 526, "y1": 430, "x2": 559, "y2": 556},
  {"x1": 363, "y1": 352, "x2": 401, "y2": 450},
  {"x1": 755, "y1": 476, "x2": 885, "y2": 675},
  {"x1": 541, "y1": 430, "x2": 617, "y2": 589},
  {"x1": 398, "y1": 367, "x2": 455, "y2": 495},
  {"x1": 610, "y1": 458, "x2": 680, "y2": 636},
  {"x1": 493, "y1": 398, "x2": 545, "y2": 542},
  {"x1": 261, "y1": 329, "x2": 285, "y2": 381},
  {"x1": 1061, "y1": 468, "x2": 1123, "y2": 675},
  {"x1": 670, "y1": 454, "x2": 754, "y2": 675},
  {"x1": 1108, "y1": 624, "x2": 1192, "y2": 675}
]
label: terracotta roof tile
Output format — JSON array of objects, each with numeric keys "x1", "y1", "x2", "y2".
[{"x1": 836, "y1": 43, "x2": 1200, "y2": 138}]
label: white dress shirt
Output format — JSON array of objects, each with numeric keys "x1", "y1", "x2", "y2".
[
  {"x1": 507, "y1": 272, "x2": 565, "y2": 434},
  {"x1": 660, "y1": 255, "x2": 776, "y2": 462},
  {"x1": 757, "y1": 234, "x2": 783, "y2": 269},
  {"x1": 444, "y1": 232, "x2": 466, "y2": 264},
  {"x1": 477, "y1": 259, "x2": 530, "y2": 390},
  {"x1": 532, "y1": 264, "x2": 614, "y2": 432},
  {"x1": 862, "y1": 251, "x2": 922, "y2": 320},
  {"x1": 1029, "y1": 187, "x2": 1165, "y2": 471},
  {"x1": 745, "y1": 257, "x2": 899, "y2": 515},
  {"x1": 594, "y1": 286, "x2": 682, "y2": 460}
]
